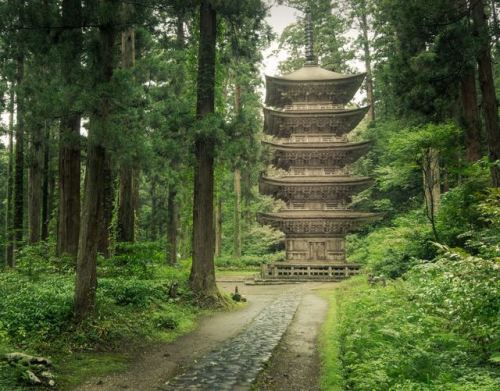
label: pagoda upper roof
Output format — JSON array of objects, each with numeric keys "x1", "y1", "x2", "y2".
[
  {"x1": 260, "y1": 175, "x2": 373, "y2": 203},
  {"x1": 257, "y1": 210, "x2": 378, "y2": 236},
  {"x1": 265, "y1": 65, "x2": 366, "y2": 108},
  {"x1": 264, "y1": 140, "x2": 371, "y2": 170},
  {"x1": 272, "y1": 65, "x2": 361, "y2": 81}
]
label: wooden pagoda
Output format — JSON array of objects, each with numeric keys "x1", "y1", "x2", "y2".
[{"x1": 257, "y1": 10, "x2": 376, "y2": 281}]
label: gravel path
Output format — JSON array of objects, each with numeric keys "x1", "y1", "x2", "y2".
[
  {"x1": 73, "y1": 281, "x2": 336, "y2": 391},
  {"x1": 162, "y1": 293, "x2": 301, "y2": 390},
  {"x1": 252, "y1": 292, "x2": 329, "y2": 391}
]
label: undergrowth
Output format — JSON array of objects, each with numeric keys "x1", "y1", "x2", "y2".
[
  {"x1": 0, "y1": 242, "x2": 202, "y2": 390},
  {"x1": 321, "y1": 250, "x2": 499, "y2": 391}
]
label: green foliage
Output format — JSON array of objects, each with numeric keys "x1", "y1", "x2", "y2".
[
  {"x1": 215, "y1": 251, "x2": 285, "y2": 269},
  {"x1": 407, "y1": 246, "x2": 500, "y2": 358},
  {"x1": 0, "y1": 273, "x2": 74, "y2": 344},
  {"x1": 322, "y1": 266, "x2": 499, "y2": 391},
  {"x1": 0, "y1": 243, "x2": 200, "y2": 389},
  {"x1": 348, "y1": 210, "x2": 433, "y2": 277}
]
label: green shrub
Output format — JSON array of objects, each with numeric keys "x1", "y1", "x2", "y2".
[
  {"x1": 0, "y1": 274, "x2": 74, "y2": 343},
  {"x1": 407, "y1": 246, "x2": 500, "y2": 359},
  {"x1": 215, "y1": 251, "x2": 285, "y2": 269},
  {"x1": 347, "y1": 210, "x2": 433, "y2": 277},
  {"x1": 100, "y1": 242, "x2": 166, "y2": 279},
  {"x1": 323, "y1": 254, "x2": 500, "y2": 391},
  {"x1": 98, "y1": 278, "x2": 170, "y2": 307}
]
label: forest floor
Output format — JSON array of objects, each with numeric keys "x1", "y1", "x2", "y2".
[{"x1": 72, "y1": 277, "x2": 334, "y2": 391}]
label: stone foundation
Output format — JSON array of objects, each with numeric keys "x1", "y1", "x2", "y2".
[{"x1": 261, "y1": 262, "x2": 361, "y2": 281}]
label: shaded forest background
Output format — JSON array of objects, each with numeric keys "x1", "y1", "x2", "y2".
[{"x1": 0, "y1": 0, "x2": 498, "y2": 390}]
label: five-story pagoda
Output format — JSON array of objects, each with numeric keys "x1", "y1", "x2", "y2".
[{"x1": 257, "y1": 10, "x2": 376, "y2": 281}]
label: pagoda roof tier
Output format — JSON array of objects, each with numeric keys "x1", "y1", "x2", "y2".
[
  {"x1": 264, "y1": 106, "x2": 369, "y2": 137},
  {"x1": 257, "y1": 210, "x2": 378, "y2": 236},
  {"x1": 265, "y1": 65, "x2": 365, "y2": 108},
  {"x1": 264, "y1": 140, "x2": 371, "y2": 170},
  {"x1": 260, "y1": 176, "x2": 373, "y2": 203}
]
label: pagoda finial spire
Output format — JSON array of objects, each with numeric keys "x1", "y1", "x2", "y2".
[{"x1": 305, "y1": 6, "x2": 316, "y2": 65}]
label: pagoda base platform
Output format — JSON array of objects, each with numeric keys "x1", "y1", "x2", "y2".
[{"x1": 259, "y1": 262, "x2": 361, "y2": 281}]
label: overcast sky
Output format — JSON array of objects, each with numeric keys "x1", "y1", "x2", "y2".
[{"x1": 261, "y1": 3, "x2": 300, "y2": 77}]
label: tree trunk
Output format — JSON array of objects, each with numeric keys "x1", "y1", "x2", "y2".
[
  {"x1": 423, "y1": 148, "x2": 440, "y2": 241},
  {"x1": 460, "y1": 70, "x2": 482, "y2": 162},
  {"x1": 5, "y1": 86, "x2": 15, "y2": 266},
  {"x1": 167, "y1": 187, "x2": 179, "y2": 264},
  {"x1": 150, "y1": 178, "x2": 159, "y2": 240},
  {"x1": 117, "y1": 166, "x2": 135, "y2": 242},
  {"x1": 13, "y1": 56, "x2": 25, "y2": 261},
  {"x1": 233, "y1": 168, "x2": 242, "y2": 258},
  {"x1": 165, "y1": 14, "x2": 185, "y2": 262},
  {"x1": 233, "y1": 83, "x2": 242, "y2": 258},
  {"x1": 190, "y1": 1, "x2": 218, "y2": 297},
  {"x1": 359, "y1": 3, "x2": 375, "y2": 121},
  {"x1": 117, "y1": 26, "x2": 136, "y2": 243},
  {"x1": 97, "y1": 153, "x2": 114, "y2": 257},
  {"x1": 74, "y1": 1, "x2": 116, "y2": 322},
  {"x1": 214, "y1": 195, "x2": 222, "y2": 257},
  {"x1": 74, "y1": 144, "x2": 106, "y2": 322},
  {"x1": 28, "y1": 120, "x2": 44, "y2": 245},
  {"x1": 41, "y1": 126, "x2": 51, "y2": 241},
  {"x1": 57, "y1": 0, "x2": 82, "y2": 258},
  {"x1": 472, "y1": 0, "x2": 500, "y2": 186}
]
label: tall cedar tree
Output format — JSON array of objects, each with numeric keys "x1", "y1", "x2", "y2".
[
  {"x1": 13, "y1": 56, "x2": 24, "y2": 263},
  {"x1": 166, "y1": 14, "x2": 185, "y2": 265},
  {"x1": 5, "y1": 87, "x2": 15, "y2": 266},
  {"x1": 74, "y1": 0, "x2": 117, "y2": 322},
  {"x1": 57, "y1": 0, "x2": 82, "y2": 258},
  {"x1": 117, "y1": 22, "x2": 136, "y2": 243},
  {"x1": 472, "y1": 0, "x2": 500, "y2": 186},
  {"x1": 189, "y1": 1, "x2": 218, "y2": 297}
]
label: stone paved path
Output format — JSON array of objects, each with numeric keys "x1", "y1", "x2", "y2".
[{"x1": 162, "y1": 293, "x2": 301, "y2": 391}]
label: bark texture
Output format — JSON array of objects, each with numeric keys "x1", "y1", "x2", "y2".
[
  {"x1": 28, "y1": 122, "x2": 44, "y2": 244},
  {"x1": 233, "y1": 168, "x2": 242, "y2": 258},
  {"x1": 233, "y1": 84, "x2": 242, "y2": 258},
  {"x1": 167, "y1": 187, "x2": 179, "y2": 264},
  {"x1": 472, "y1": 0, "x2": 500, "y2": 186},
  {"x1": 190, "y1": 1, "x2": 218, "y2": 297},
  {"x1": 41, "y1": 126, "x2": 52, "y2": 241},
  {"x1": 423, "y1": 148, "x2": 441, "y2": 241},
  {"x1": 214, "y1": 195, "x2": 222, "y2": 257},
  {"x1": 460, "y1": 70, "x2": 482, "y2": 162},
  {"x1": 117, "y1": 26, "x2": 136, "y2": 243},
  {"x1": 57, "y1": 0, "x2": 82, "y2": 257},
  {"x1": 97, "y1": 153, "x2": 114, "y2": 257}
]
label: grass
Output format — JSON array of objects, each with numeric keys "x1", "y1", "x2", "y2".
[
  {"x1": 318, "y1": 285, "x2": 344, "y2": 391},
  {"x1": 56, "y1": 353, "x2": 129, "y2": 390},
  {"x1": 216, "y1": 268, "x2": 259, "y2": 277}
]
